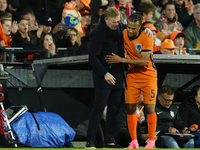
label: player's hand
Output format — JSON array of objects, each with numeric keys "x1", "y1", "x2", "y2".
[
  {"x1": 144, "y1": 28, "x2": 153, "y2": 37},
  {"x1": 106, "y1": 53, "x2": 123, "y2": 64},
  {"x1": 169, "y1": 127, "x2": 180, "y2": 134},
  {"x1": 104, "y1": 72, "x2": 116, "y2": 85},
  {"x1": 182, "y1": 127, "x2": 190, "y2": 134}
]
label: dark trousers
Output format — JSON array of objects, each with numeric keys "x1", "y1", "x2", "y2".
[{"x1": 87, "y1": 88, "x2": 123, "y2": 143}]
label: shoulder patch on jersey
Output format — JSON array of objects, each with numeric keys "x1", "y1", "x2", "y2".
[{"x1": 136, "y1": 44, "x2": 142, "y2": 52}]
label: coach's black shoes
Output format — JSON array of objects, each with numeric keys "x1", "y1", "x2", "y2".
[{"x1": 85, "y1": 141, "x2": 96, "y2": 149}]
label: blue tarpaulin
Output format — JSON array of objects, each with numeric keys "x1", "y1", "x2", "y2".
[{"x1": 12, "y1": 111, "x2": 76, "y2": 147}]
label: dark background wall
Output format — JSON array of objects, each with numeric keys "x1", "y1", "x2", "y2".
[{"x1": 6, "y1": 87, "x2": 94, "y2": 128}]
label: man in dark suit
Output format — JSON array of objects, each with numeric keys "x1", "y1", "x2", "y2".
[{"x1": 86, "y1": 7, "x2": 126, "y2": 148}]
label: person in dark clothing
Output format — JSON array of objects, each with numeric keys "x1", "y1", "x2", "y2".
[
  {"x1": 156, "y1": 85, "x2": 194, "y2": 148},
  {"x1": 174, "y1": 0, "x2": 193, "y2": 28},
  {"x1": 12, "y1": 18, "x2": 37, "y2": 48},
  {"x1": 18, "y1": 0, "x2": 43, "y2": 20},
  {"x1": 115, "y1": 93, "x2": 165, "y2": 148},
  {"x1": 6, "y1": 0, "x2": 21, "y2": 22},
  {"x1": 58, "y1": 28, "x2": 79, "y2": 48},
  {"x1": 178, "y1": 85, "x2": 200, "y2": 129},
  {"x1": 39, "y1": 33, "x2": 56, "y2": 57},
  {"x1": 12, "y1": 18, "x2": 37, "y2": 60},
  {"x1": 85, "y1": 7, "x2": 125, "y2": 148}
]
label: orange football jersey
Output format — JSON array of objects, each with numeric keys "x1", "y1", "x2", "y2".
[{"x1": 123, "y1": 29, "x2": 157, "y2": 80}]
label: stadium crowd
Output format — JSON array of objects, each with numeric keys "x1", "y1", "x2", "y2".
[
  {"x1": 1, "y1": 0, "x2": 200, "y2": 149},
  {"x1": 0, "y1": 0, "x2": 200, "y2": 61}
]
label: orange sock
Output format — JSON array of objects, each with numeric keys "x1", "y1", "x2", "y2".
[
  {"x1": 127, "y1": 114, "x2": 137, "y2": 140},
  {"x1": 147, "y1": 113, "x2": 157, "y2": 141}
]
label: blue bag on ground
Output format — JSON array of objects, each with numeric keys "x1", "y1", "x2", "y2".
[{"x1": 12, "y1": 112, "x2": 76, "y2": 147}]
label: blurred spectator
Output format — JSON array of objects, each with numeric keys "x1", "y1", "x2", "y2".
[
  {"x1": 18, "y1": 0, "x2": 44, "y2": 20},
  {"x1": 115, "y1": 93, "x2": 165, "y2": 148},
  {"x1": 157, "y1": 0, "x2": 169, "y2": 13},
  {"x1": 36, "y1": 16, "x2": 54, "y2": 38},
  {"x1": 0, "y1": 0, "x2": 7, "y2": 13},
  {"x1": 156, "y1": 85, "x2": 194, "y2": 148},
  {"x1": 12, "y1": 18, "x2": 37, "y2": 60},
  {"x1": 80, "y1": 9, "x2": 92, "y2": 33},
  {"x1": 61, "y1": 0, "x2": 91, "y2": 45},
  {"x1": 144, "y1": 23, "x2": 161, "y2": 54},
  {"x1": 159, "y1": 39, "x2": 176, "y2": 54},
  {"x1": 39, "y1": 33, "x2": 56, "y2": 57},
  {"x1": 170, "y1": 30, "x2": 189, "y2": 55},
  {"x1": 139, "y1": 2, "x2": 156, "y2": 23},
  {"x1": 127, "y1": 0, "x2": 134, "y2": 11},
  {"x1": 6, "y1": 0, "x2": 21, "y2": 21},
  {"x1": 108, "y1": 0, "x2": 116, "y2": 7},
  {"x1": 154, "y1": 1, "x2": 183, "y2": 40},
  {"x1": 66, "y1": 28, "x2": 79, "y2": 47},
  {"x1": 132, "y1": 0, "x2": 152, "y2": 11},
  {"x1": 12, "y1": 18, "x2": 37, "y2": 48},
  {"x1": 90, "y1": 0, "x2": 108, "y2": 27},
  {"x1": 0, "y1": 11, "x2": 12, "y2": 20},
  {"x1": 49, "y1": 0, "x2": 65, "y2": 24},
  {"x1": 178, "y1": 85, "x2": 200, "y2": 132},
  {"x1": 58, "y1": 28, "x2": 79, "y2": 47},
  {"x1": 174, "y1": 0, "x2": 193, "y2": 28},
  {"x1": 115, "y1": 0, "x2": 133, "y2": 24},
  {"x1": 0, "y1": 19, "x2": 17, "y2": 47},
  {"x1": 183, "y1": 3, "x2": 200, "y2": 49},
  {"x1": 21, "y1": 8, "x2": 38, "y2": 31}
]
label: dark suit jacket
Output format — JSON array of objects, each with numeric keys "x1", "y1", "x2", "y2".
[{"x1": 89, "y1": 15, "x2": 126, "y2": 88}]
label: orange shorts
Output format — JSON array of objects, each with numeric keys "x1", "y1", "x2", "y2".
[{"x1": 125, "y1": 75, "x2": 157, "y2": 105}]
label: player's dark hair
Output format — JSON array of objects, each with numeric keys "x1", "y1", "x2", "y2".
[
  {"x1": 128, "y1": 11, "x2": 143, "y2": 25},
  {"x1": 128, "y1": 11, "x2": 146, "y2": 32}
]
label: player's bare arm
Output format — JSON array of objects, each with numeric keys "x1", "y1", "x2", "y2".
[{"x1": 106, "y1": 52, "x2": 151, "y2": 66}]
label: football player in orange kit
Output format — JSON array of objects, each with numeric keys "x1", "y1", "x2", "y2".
[{"x1": 106, "y1": 12, "x2": 157, "y2": 149}]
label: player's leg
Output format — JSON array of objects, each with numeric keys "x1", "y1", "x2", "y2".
[
  {"x1": 125, "y1": 83, "x2": 141, "y2": 149},
  {"x1": 143, "y1": 82, "x2": 157, "y2": 149}
]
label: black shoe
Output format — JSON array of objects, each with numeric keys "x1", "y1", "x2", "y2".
[
  {"x1": 85, "y1": 141, "x2": 96, "y2": 149},
  {"x1": 103, "y1": 143, "x2": 121, "y2": 148}
]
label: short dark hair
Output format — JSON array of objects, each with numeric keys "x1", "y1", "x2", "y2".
[
  {"x1": 21, "y1": 8, "x2": 35, "y2": 17},
  {"x1": 139, "y1": 2, "x2": 156, "y2": 16},
  {"x1": 164, "y1": 1, "x2": 175, "y2": 10},
  {"x1": 190, "y1": 85, "x2": 200, "y2": 101},
  {"x1": 158, "y1": 85, "x2": 174, "y2": 95},
  {"x1": 39, "y1": 33, "x2": 55, "y2": 50},
  {"x1": 68, "y1": 28, "x2": 78, "y2": 35},
  {"x1": 128, "y1": 11, "x2": 143, "y2": 25},
  {"x1": 175, "y1": 33, "x2": 186, "y2": 40}
]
